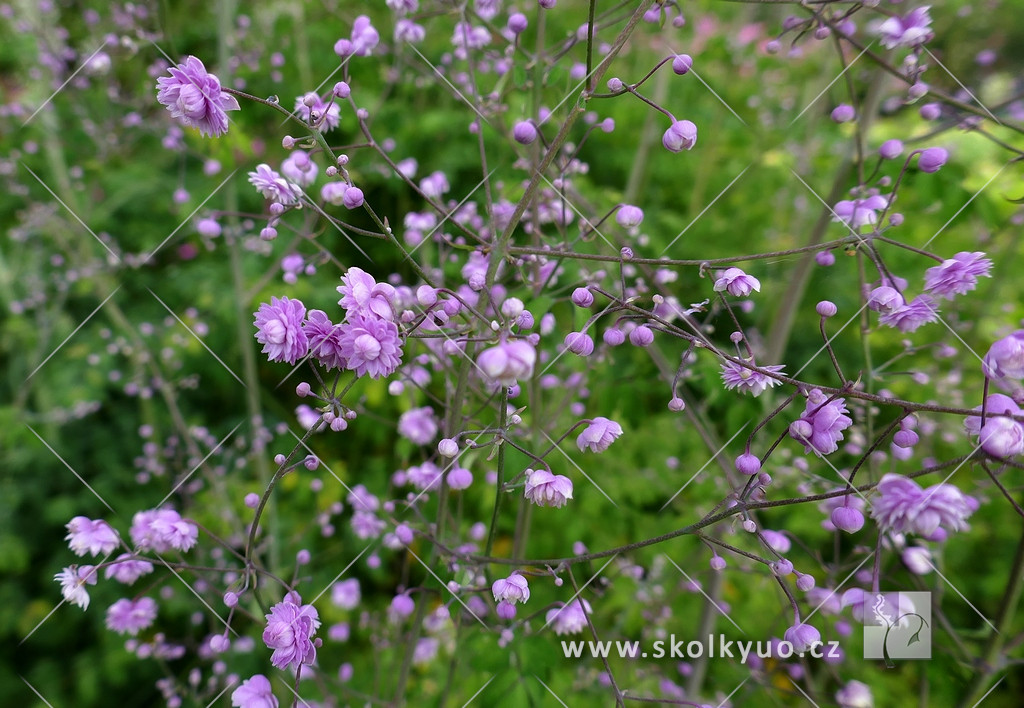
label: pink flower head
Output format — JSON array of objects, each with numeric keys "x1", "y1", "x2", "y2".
[
  {"x1": 870, "y1": 473, "x2": 975, "y2": 537},
  {"x1": 878, "y1": 295, "x2": 939, "y2": 332},
  {"x1": 524, "y1": 469, "x2": 573, "y2": 508},
  {"x1": 105, "y1": 597, "x2": 158, "y2": 635},
  {"x1": 303, "y1": 310, "x2": 346, "y2": 370},
  {"x1": 492, "y1": 572, "x2": 530, "y2": 604},
  {"x1": 983, "y1": 331, "x2": 1024, "y2": 380},
  {"x1": 713, "y1": 267, "x2": 760, "y2": 297},
  {"x1": 877, "y1": 6, "x2": 933, "y2": 49},
  {"x1": 924, "y1": 252, "x2": 991, "y2": 300},
  {"x1": 254, "y1": 297, "x2": 309, "y2": 365},
  {"x1": 55, "y1": 565, "x2": 98, "y2": 609},
  {"x1": 720, "y1": 360, "x2": 785, "y2": 396},
  {"x1": 337, "y1": 267, "x2": 396, "y2": 321},
  {"x1": 338, "y1": 314, "x2": 403, "y2": 379},
  {"x1": 397, "y1": 406, "x2": 438, "y2": 445},
  {"x1": 263, "y1": 599, "x2": 321, "y2": 670},
  {"x1": 129, "y1": 508, "x2": 199, "y2": 553},
  {"x1": 231, "y1": 674, "x2": 279, "y2": 708},
  {"x1": 546, "y1": 598, "x2": 592, "y2": 635},
  {"x1": 248, "y1": 164, "x2": 302, "y2": 206},
  {"x1": 576, "y1": 417, "x2": 623, "y2": 453},
  {"x1": 294, "y1": 92, "x2": 340, "y2": 132},
  {"x1": 662, "y1": 119, "x2": 697, "y2": 152},
  {"x1": 156, "y1": 56, "x2": 240, "y2": 137},
  {"x1": 65, "y1": 516, "x2": 120, "y2": 557},
  {"x1": 833, "y1": 195, "x2": 889, "y2": 230},
  {"x1": 104, "y1": 553, "x2": 154, "y2": 584},
  {"x1": 477, "y1": 339, "x2": 537, "y2": 386},
  {"x1": 789, "y1": 389, "x2": 852, "y2": 456}
]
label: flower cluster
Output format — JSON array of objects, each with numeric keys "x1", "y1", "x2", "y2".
[
  {"x1": 870, "y1": 473, "x2": 975, "y2": 539},
  {"x1": 788, "y1": 389, "x2": 853, "y2": 456}
]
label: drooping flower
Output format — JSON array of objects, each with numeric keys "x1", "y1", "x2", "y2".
[
  {"x1": 924, "y1": 252, "x2": 991, "y2": 300},
  {"x1": 789, "y1": 389, "x2": 852, "y2": 456},
  {"x1": 104, "y1": 554, "x2": 155, "y2": 584},
  {"x1": 662, "y1": 119, "x2": 697, "y2": 152},
  {"x1": 263, "y1": 599, "x2": 321, "y2": 670},
  {"x1": 492, "y1": 573, "x2": 530, "y2": 605},
  {"x1": 524, "y1": 469, "x2": 573, "y2": 508},
  {"x1": 720, "y1": 360, "x2": 785, "y2": 396},
  {"x1": 870, "y1": 473, "x2": 975, "y2": 537},
  {"x1": 917, "y1": 147, "x2": 948, "y2": 173},
  {"x1": 576, "y1": 417, "x2": 623, "y2": 453},
  {"x1": 784, "y1": 623, "x2": 821, "y2": 653},
  {"x1": 477, "y1": 340, "x2": 536, "y2": 386},
  {"x1": 338, "y1": 314, "x2": 403, "y2": 379},
  {"x1": 337, "y1": 267, "x2": 396, "y2": 321},
  {"x1": 713, "y1": 267, "x2": 760, "y2": 297},
  {"x1": 878, "y1": 295, "x2": 940, "y2": 332},
  {"x1": 254, "y1": 297, "x2": 309, "y2": 365},
  {"x1": 877, "y1": 6, "x2": 933, "y2": 49},
  {"x1": 55, "y1": 565, "x2": 98, "y2": 610},
  {"x1": 303, "y1": 310, "x2": 346, "y2": 370},
  {"x1": 231, "y1": 674, "x2": 279, "y2": 708},
  {"x1": 129, "y1": 508, "x2": 199, "y2": 553},
  {"x1": 248, "y1": 164, "x2": 302, "y2": 206},
  {"x1": 294, "y1": 92, "x2": 341, "y2": 132},
  {"x1": 397, "y1": 406, "x2": 438, "y2": 445},
  {"x1": 156, "y1": 56, "x2": 240, "y2": 137},
  {"x1": 983, "y1": 331, "x2": 1024, "y2": 380},
  {"x1": 65, "y1": 516, "x2": 120, "y2": 557},
  {"x1": 832, "y1": 195, "x2": 889, "y2": 230},
  {"x1": 546, "y1": 598, "x2": 592, "y2": 635},
  {"x1": 105, "y1": 597, "x2": 158, "y2": 635}
]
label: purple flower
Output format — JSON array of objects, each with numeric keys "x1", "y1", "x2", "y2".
[
  {"x1": 546, "y1": 598, "x2": 592, "y2": 635},
  {"x1": 978, "y1": 416, "x2": 1024, "y2": 458},
  {"x1": 492, "y1": 572, "x2": 530, "y2": 604},
  {"x1": 231, "y1": 674, "x2": 278, "y2": 708},
  {"x1": 513, "y1": 121, "x2": 537, "y2": 144},
  {"x1": 576, "y1": 417, "x2": 623, "y2": 453},
  {"x1": 789, "y1": 389, "x2": 852, "y2": 456},
  {"x1": 338, "y1": 314, "x2": 403, "y2": 379},
  {"x1": 337, "y1": 267, "x2": 396, "y2": 321},
  {"x1": 254, "y1": 297, "x2": 309, "y2": 365},
  {"x1": 831, "y1": 104, "x2": 855, "y2": 123},
  {"x1": 877, "y1": 6, "x2": 933, "y2": 49},
  {"x1": 447, "y1": 466, "x2": 473, "y2": 490},
  {"x1": 564, "y1": 332, "x2": 595, "y2": 356},
  {"x1": 616, "y1": 205, "x2": 644, "y2": 228},
  {"x1": 280, "y1": 150, "x2": 318, "y2": 187},
  {"x1": 720, "y1": 360, "x2": 785, "y2": 396},
  {"x1": 783, "y1": 623, "x2": 821, "y2": 653},
  {"x1": 331, "y1": 578, "x2": 361, "y2": 609},
  {"x1": 477, "y1": 339, "x2": 537, "y2": 386},
  {"x1": 836, "y1": 680, "x2": 873, "y2": 708},
  {"x1": 662, "y1": 119, "x2": 697, "y2": 152},
  {"x1": 870, "y1": 473, "x2": 975, "y2": 537},
  {"x1": 983, "y1": 331, "x2": 1024, "y2": 380},
  {"x1": 833, "y1": 195, "x2": 889, "y2": 230},
  {"x1": 629, "y1": 324, "x2": 655, "y2": 347},
  {"x1": 878, "y1": 295, "x2": 939, "y2": 332},
  {"x1": 294, "y1": 92, "x2": 340, "y2": 131},
  {"x1": 879, "y1": 139, "x2": 904, "y2": 159},
  {"x1": 156, "y1": 56, "x2": 239, "y2": 137},
  {"x1": 303, "y1": 310, "x2": 346, "y2": 370},
  {"x1": 65, "y1": 516, "x2": 120, "y2": 557},
  {"x1": 397, "y1": 406, "x2": 439, "y2": 445},
  {"x1": 55, "y1": 565, "x2": 98, "y2": 609},
  {"x1": 105, "y1": 597, "x2": 158, "y2": 635},
  {"x1": 924, "y1": 251, "x2": 991, "y2": 299},
  {"x1": 129, "y1": 508, "x2": 199, "y2": 552},
  {"x1": 524, "y1": 469, "x2": 574, "y2": 508},
  {"x1": 831, "y1": 506, "x2": 865, "y2": 533},
  {"x1": 713, "y1": 267, "x2": 760, "y2": 297},
  {"x1": 248, "y1": 164, "x2": 302, "y2": 206},
  {"x1": 263, "y1": 599, "x2": 320, "y2": 670},
  {"x1": 335, "y1": 15, "x2": 380, "y2": 56},
  {"x1": 917, "y1": 147, "x2": 948, "y2": 173},
  {"x1": 104, "y1": 554, "x2": 154, "y2": 584}
]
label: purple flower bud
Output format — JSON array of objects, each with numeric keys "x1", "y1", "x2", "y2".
[
  {"x1": 710, "y1": 555, "x2": 726, "y2": 570},
  {"x1": 571, "y1": 287, "x2": 594, "y2": 307},
  {"x1": 889, "y1": 213, "x2": 904, "y2": 226},
  {"x1": 816, "y1": 250, "x2": 836, "y2": 266},
  {"x1": 831, "y1": 104, "x2": 855, "y2": 123},
  {"x1": 496, "y1": 599, "x2": 517, "y2": 620},
  {"x1": 196, "y1": 217, "x2": 221, "y2": 238},
  {"x1": 607, "y1": 77, "x2": 624, "y2": 92},
  {"x1": 735, "y1": 453, "x2": 761, "y2": 475},
  {"x1": 920, "y1": 102, "x2": 941, "y2": 120},
  {"x1": 538, "y1": 0, "x2": 556, "y2": 9},
  {"x1": 668, "y1": 397, "x2": 685, "y2": 412},
  {"x1": 616, "y1": 205, "x2": 644, "y2": 228},
  {"x1": 508, "y1": 13, "x2": 528, "y2": 35},
  {"x1": 672, "y1": 54, "x2": 693, "y2": 75},
  {"x1": 224, "y1": 592, "x2": 238, "y2": 607},
  {"x1": 342, "y1": 186, "x2": 364, "y2": 209},
  {"x1": 796, "y1": 573, "x2": 815, "y2": 591},
  {"x1": 333, "y1": 81, "x2": 351, "y2": 98},
  {"x1": 296, "y1": 382, "x2": 311, "y2": 397},
  {"x1": 772, "y1": 559, "x2": 794, "y2": 576},
  {"x1": 867, "y1": 286, "x2": 904, "y2": 313},
  {"x1": 908, "y1": 82, "x2": 929, "y2": 100},
  {"x1": 438, "y1": 438, "x2": 459, "y2": 457},
  {"x1": 603, "y1": 328, "x2": 625, "y2": 346},
  {"x1": 512, "y1": 120, "x2": 537, "y2": 145},
  {"x1": 892, "y1": 429, "x2": 919, "y2": 448},
  {"x1": 564, "y1": 332, "x2": 595, "y2": 356},
  {"x1": 831, "y1": 506, "x2": 865, "y2": 533},
  {"x1": 765, "y1": 40, "x2": 781, "y2": 54},
  {"x1": 662, "y1": 119, "x2": 698, "y2": 152},
  {"x1": 244, "y1": 493, "x2": 260, "y2": 508},
  {"x1": 917, "y1": 147, "x2": 948, "y2": 173},
  {"x1": 879, "y1": 139, "x2": 903, "y2": 159},
  {"x1": 784, "y1": 623, "x2": 821, "y2": 654},
  {"x1": 816, "y1": 300, "x2": 838, "y2": 317},
  {"x1": 395, "y1": 524, "x2": 414, "y2": 545},
  {"x1": 628, "y1": 325, "x2": 654, "y2": 347},
  {"x1": 620, "y1": 246, "x2": 633, "y2": 260}
]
